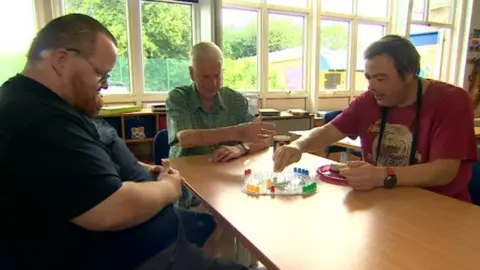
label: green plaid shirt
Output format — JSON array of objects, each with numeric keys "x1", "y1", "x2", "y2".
[
  {"x1": 166, "y1": 84, "x2": 256, "y2": 208},
  {"x1": 166, "y1": 84, "x2": 256, "y2": 158}
]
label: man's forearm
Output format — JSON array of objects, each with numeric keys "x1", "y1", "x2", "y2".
[
  {"x1": 294, "y1": 123, "x2": 345, "y2": 153},
  {"x1": 138, "y1": 161, "x2": 151, "y2": 171},
  {"x1": 102, "y1": 181, "x2": 176, "y2": 231},
  {"x1": 388, "y1": 159, "x2": 460, "y2": 187},
  {"x1": 177, "y1": 126, "x2": 240, "y2": 148},
  {"x1": 245, "y1": 139, "x2": 269, "y2": 153}
]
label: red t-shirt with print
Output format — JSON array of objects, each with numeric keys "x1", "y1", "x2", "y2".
[{"x1": 331, "y1": 80, "x2": 478, "y2": 202}]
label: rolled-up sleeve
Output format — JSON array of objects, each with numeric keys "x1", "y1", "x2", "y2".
[
  {"x1": 238, "y1": 96, "x2": 256, "y2": 123},
  {"x1": 166, "y1": 89, "x2": 194, "y2": 145}
]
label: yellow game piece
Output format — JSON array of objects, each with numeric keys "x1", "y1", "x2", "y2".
[
  {"x1": 267, "y1": 179, "x2": 272, "y2": 187},
  {"x1": 254, "y1": 186, "x2": 260, "y2": 193}
]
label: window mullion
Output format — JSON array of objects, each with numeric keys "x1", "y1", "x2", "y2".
[
  {"x1": 349, "y1": 19, "x2": 358, "y2": 94},
  {"x1": 126, "y1": 0, "x2": 145, "y2": 104},
  {"x1": 259, "y1": 6, "x2": 269, "y2": 104},
  {"x1": 308, "y1": 0, "x2": 321, "y2": 112},
  {"x1": 424, "y1": 0, "x2": 430, "y2": 21}
]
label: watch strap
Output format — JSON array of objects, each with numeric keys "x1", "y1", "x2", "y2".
[
  {"x1": 239, "y1": 143, "x2": 249, "y2": 153},
  {"x1": 384, "y1": 167, "x2": 397, "y2": 189},
  {"x1": 386, "y1": 167, "x2": 395, "y2": 176}
]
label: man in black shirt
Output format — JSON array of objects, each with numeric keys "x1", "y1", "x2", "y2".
[
  {"x1": 0, "y1": 14, "x2": 248, "y2": 270},
  {"x1": 91, "y1": 94, "x2": 216, "y2": 248}
]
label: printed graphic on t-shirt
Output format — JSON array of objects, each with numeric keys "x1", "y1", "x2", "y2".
[{"x1": 367, "y1": 120, "x2": 422, "y2": 166}]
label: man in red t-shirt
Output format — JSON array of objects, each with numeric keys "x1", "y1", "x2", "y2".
[{"x1": 274, "y1": 35, "x2": 478, "y2": 202}]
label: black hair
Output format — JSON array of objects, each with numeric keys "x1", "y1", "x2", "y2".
[{"x1": 364, "y1": 35, "x2": 421, "y2": 80}]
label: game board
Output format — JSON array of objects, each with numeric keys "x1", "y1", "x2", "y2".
[{"x1": 242, "y1": 167, "x2": 318, "y2": 196}]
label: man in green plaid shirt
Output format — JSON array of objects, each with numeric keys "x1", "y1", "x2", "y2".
[{"x1": 166, "y1": 42, "x2": 275, "y2": 209}]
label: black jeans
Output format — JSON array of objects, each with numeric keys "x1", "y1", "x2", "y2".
[
  {"x1": 175, "y1": 207, "x2": 216, "y2": 248},
  {"x1": 135, "y1": 209, "x2": 248, "y2": 270}
]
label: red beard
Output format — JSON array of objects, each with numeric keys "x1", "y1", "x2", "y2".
[{"x1": 70, "y1": 72, "x2": 98, "y2": 118}]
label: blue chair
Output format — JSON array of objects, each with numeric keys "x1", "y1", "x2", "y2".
[
  {"x1": 469, "y1": 148, "x2": 480, "y2": 205},
  {"x1": 153, "y1": 129, "x2": 170, "y2": 165},
  {"x1": 470, "y1": 162, "x2": 480, "y2": 206},
  {"x1": 0, "y1": 245, "x2": 15, "y2": 270},
  {"x1": 324, "y1": 110, "x2": 362, "y2": 159}
]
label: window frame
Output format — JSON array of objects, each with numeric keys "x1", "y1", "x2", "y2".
[
  {"x1": 221, "y1": 0, "x2": 312, "y2": 101},
  {"x1": 406, "y1": 0, "x2": 457, "y2": 84},
  {"x1": 33, "y1": 0, "x2": 473, "y2": 110},
  {"x1": 55, "y1": 0, "x2": 202, "y2": 105},
  {"x1": 317, "y1": 0, "x2": 392, "y2": 98}
]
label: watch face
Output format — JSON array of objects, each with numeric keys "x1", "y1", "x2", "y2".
[{"x1": 384, "y1": 175, "x2": 397, "y2": 189}]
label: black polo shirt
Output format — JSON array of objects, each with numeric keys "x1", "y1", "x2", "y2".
[
  {"x1": 91, "y1": 118, "x2": 153, "y2": 182},
  {"x1": 0, "y1": 75, "x2": 178, "y2": 270}
]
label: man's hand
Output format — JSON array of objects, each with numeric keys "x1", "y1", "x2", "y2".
[
  {"x1": 339, "y1": 161, "x2": 386, "y2": 191},
  {"x1": 210, "y1": 145, "x2": 246, "y2": 163},
  {"x1": 156, "y1": 161, "x2": 183, "y2": 202},
  {"x1": 237, "y1": 119, "x2": 276, "y2": 142},
  {"x1": 273, "y1": 143, "x2": 302, "y2": 172},
  {"x1": 147, "y1": 165, "x2": 162, "y2": 177},
  {"x1": 147, "y1": 161, "x2": 176, "y2": 178}
]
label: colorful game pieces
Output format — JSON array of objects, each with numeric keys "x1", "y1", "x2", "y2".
[
  {"x1": 302, "y1": 182, "x2": 317, "y2": 193},
  {"x1": 246, "y1": 184, "x2": 260, "y2": 193},
  {"x1": 242, "y1": 168, "x2": 318, "y2": 196},
  {"x1": 293, "y1": 167, "x2": 309, "y2": 175}
]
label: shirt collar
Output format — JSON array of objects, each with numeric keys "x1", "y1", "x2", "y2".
[{"x1": 190, "y1": 83, "x2": 226, "y2": 112}]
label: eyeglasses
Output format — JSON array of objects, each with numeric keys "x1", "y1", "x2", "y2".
[{"x1": 65, "y1": 48, "x2": 110, "y2": 84}]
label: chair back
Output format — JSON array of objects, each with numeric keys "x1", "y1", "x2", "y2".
[
  {"x1": 153, "y1": 129, "x2": 170, "y2": 165},
  {"x1": 324, "y1": 110, "x2": 342, "y2": 124},
  {"x1": 470, "y1": 158, "x2": 480, "y2": 206},
  {"x1": 0, "y1": 245, "x2": 15, "y2": 270}
]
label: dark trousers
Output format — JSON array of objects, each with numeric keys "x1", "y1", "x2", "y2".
[
  {"x1": 135, "y1": 208, "x2": 248, "y2": 270},
  {"x1": 175, "y1": 207, "x2": 216, "y2": 248}
]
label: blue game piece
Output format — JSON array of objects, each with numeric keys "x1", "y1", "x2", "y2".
[{"x1": 294, "y1": 167, "x2": 298, "y2": 173}]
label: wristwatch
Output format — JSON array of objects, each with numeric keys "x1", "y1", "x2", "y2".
[
  {"x1": 384, "y1": 167, "x2": 397, "y2": 189},
  {"x1": 239, "y1": 143, "x2": 250, "y2": 154}
]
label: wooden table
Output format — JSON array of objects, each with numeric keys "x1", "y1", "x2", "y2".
[{"x1": 169, "y1": 149, "x2": 480, "y2": 270}]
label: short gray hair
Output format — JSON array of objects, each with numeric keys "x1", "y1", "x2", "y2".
[{"x1": 190, "y1": 41, "x2": 223, "y2": 66}]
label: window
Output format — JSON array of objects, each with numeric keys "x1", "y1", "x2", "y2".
[
  {"x1": 409, "y1": 0, "x2": 455, "y2": 81},
  {"x1": 0, "y1": 0, "x2": 36, "y2": 84},
  {"x1": 64, "y1": 0, "x2": 131, "y2": 94},
  {"x1": 319, "y1": 0, "x2": 390, "y2": 93},
  {"x1": 410, "y1": 25, "x2": 451, "y2": 80},
  {"x1": 319, "y1": 19, "x2": 350, "y2": 91},
  {"x1": 322, "y1": 0, "x2": 353, "y2": 14},
  {"x1": 355, "y1": 23, "x2": 386, "y2": 90},
  {"x1": 222, "y1": 0, "x2": 308, "y2": 93},
  {"x1": 222, "y1": 8, "x2": 259, "y2": 91},
  {"x1": 141, "y1": 1, "x2": 193, "y2": 93},
  {"x1": 266, "y1": 0, "x2": 308, "y2": 8},
  {"x1": 412, "y1": 0, "x2": 452, "y2": 23},
  {"x1": 357, "y1": 0, "x2": 389, "y2": 18},
  {"x1": 268, "y1": 13, "x2": 305, "y2": 91}
]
